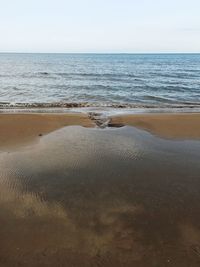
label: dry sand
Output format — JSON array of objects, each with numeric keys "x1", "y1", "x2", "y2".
[
  {"x1": 110, "y1": 113, "x2": 200, "y2": 139},
  {"x1": 1, "y1": 112, "x2": 200, "y2": 150},
  {"x1": 0, "y1": 113, "x2": 94, "y2": 148}
]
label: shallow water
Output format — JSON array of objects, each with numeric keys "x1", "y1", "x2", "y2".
[
  {"x1": 0, "y1": 126, "x2": 200, "y2": 266},
  {"x1": 0, "y1": 53, "x2": 200, "y2": 109}
]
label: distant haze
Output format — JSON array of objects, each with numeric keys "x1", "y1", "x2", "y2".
[{"x1": 0, "y1": 0, "x2": 200, "y2": 53}]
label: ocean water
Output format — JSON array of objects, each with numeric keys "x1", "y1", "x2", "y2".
[{"x1": 0, "y1": 53, "x2": 200, "y2": 109}]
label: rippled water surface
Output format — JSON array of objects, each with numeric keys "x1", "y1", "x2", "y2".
[
  {"x1": 0, "y1": 53, "x2": 200, "y2": 108},
  {"x1": 0, "y1": 126, "x2": 200, "y2": 266}
]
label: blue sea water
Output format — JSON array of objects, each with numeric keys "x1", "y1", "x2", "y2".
[{"x1": 0, "y1": 53, "x2": 200, "y2": 109}]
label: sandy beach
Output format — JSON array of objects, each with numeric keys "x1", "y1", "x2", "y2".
[
  {"x1": 0, "y1": 113, "x2": 94, "y2": 149},
  {"x1": 0, "y1": 112, "x2": 200, "y2": 267},
  {"x1": 110, "y1": 113, "x2": 200, "y2": 139},
  {"x1": 0, "y1": 112, "x2": 200, "y2": 150}
]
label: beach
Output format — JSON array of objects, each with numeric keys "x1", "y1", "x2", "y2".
[
  {"x1": 110, "y1": 113, "x2": 200, "y2": 139},
  {"x1": 0, "y1": 0, "x2": 200, "y2": 262},
  {"x1": 0, "y1": 113, "x2": 200, "y2": 149},
  {"x1": 0, "y1": 113, "x2": 94, "y2": 149},
  {"x1": 0, "y1": 111, "x2": 200, "y2": 266}
]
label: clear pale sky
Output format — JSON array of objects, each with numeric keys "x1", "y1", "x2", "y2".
[{"x1": 0, "y1": 0, "x2": 200, "y2": 53}]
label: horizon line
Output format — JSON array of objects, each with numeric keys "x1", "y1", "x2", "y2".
[{"x1": 0, "y1": 51, "x2": 200, "y2": 55}]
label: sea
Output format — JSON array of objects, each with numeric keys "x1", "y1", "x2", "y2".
[{"x1": 0, "y1": 53, "x2": 200, "y2": 112}]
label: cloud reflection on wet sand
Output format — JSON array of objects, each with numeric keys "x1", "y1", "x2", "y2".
[{"x1": 0, "y1": 126, "x2": 200, "y2": 266}]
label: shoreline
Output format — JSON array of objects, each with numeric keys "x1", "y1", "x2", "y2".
[{"x1": 1, "y1": 105, "x2": 200, "y2": 115}]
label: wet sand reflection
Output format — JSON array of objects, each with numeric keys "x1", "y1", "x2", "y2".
[{"x1": 0, "y1": 126, "x2": 200, "y2": 266}]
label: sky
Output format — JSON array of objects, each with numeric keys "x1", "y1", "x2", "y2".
[{"x1": 0, "y1": 0, "x2": 200, "y2": 53}]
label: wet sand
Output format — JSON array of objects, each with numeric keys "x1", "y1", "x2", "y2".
[
  {"x1": 110, "y1": 113, "x2": 200, "y2": 139},
  {"x1": 0, "y1": 113, "x2": 200, "y2": 266},
  {"x1": 0, "y1": 113, "x2": 94, "y2": 149}
]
